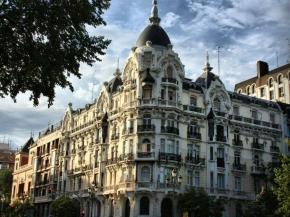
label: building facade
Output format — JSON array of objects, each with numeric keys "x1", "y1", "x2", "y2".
[
  {"x1": 11, "y1": 1, "x2": 287, "y2": 217},
  {"x1": 235, "y1": 61, "x2": 290, "y2": 103}
]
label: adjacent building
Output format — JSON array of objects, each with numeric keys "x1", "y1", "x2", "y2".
[
  {"x1": 10, "y1": 1, "x2": 287, "y2": 217},
  {"x1": 235, "y1": 61, "x2": 290, "y2": 103},
  {"x1": 0, "y1": 142, "x2": 15, "y2": 170}
]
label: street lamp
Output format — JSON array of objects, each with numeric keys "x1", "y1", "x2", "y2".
[
  {"x1": 87, "y1": 181, "x2": 99, "y2": 217},
  {"x1": 166, "y1": 168, "x2": 183, "y2": 192},
  {"x1": 1, "y1": 194, "x2": 5, "y2": 217}
]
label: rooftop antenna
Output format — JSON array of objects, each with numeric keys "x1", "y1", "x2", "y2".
[
  {"x1": 287, "y1": 38, "x2": 290, "y2": 63},
  {"x1": 91, "y1": 83, "x2": 97, "y2": 102},
  {"x1": 217, "y1": 46, "x2": 221, "y2": 76},
  {"x1": 276, "y1": 51, "x2": 279, "y2": 68}
]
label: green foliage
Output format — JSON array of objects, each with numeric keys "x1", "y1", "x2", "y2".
[
  {"x1": 274, "y1": 155, "x2": 290, "y2": 217},
  {"x1": 178, "y1": 188, "x2": 224, "y2": 217},
  {"x1": 51, "y1": 196, "x2": 80, "y2": 217},
  {"x1": 0, "y1": 0, "x2": 111, "y2": 106},
  {"x1": 8, "y1": 200, "x2": 34, "y2": 217},
  {"x1": 0, "y1": 169, "x2": 13, "y2": 197},
  {"x1": 244, "y1": 188, "x2": 281, "y2": 217}
]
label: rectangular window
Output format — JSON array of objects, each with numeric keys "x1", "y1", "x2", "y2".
[
  {"x1": 210, "y1": 172, "x2": 214, "y2": 188},
  {"x1": 278, "y1": 87, "x2": 284, "y2": 97},
  {"x1": 235, "y1": 177, "x2": 241, "y2": 191},
  {"x1": 210, "y1": 147, "x2": 214, "y2": 160},
  {"x1": 161, "y1": 89, "x2": 165, "y2": 99},
  {"x1": 160, "y1": 139, "x2": 165, "y2": 152},
  {"x1": 251, "y1": 109, "x2": 258, "y2": 119},
  {"x1": 129, "y1": 139, "x2": 133, "y2": 153},
  {"x1": 168, "y1": 140, "x2": 175, "y2": 153},
  {"x1": 195, "y1": 171, "x2": 200, "y2": 187},
  {"x1": 187, "y1": 144, "x2": 193, "y2": 157},
  {"x1": 269, "y1": 90, "x2": 274, "y2": 100},
  {"x1": 260, "y1": 87, "x2": 265, "y2": 97},
  {"x1": 176, "y1": 141, "x2": 179, "y2": 154},
  {"x1": 188, "y1": 170, "x2": 193, "y2": 186},
  {"x1": 190, "y1": 96, "x2": 197, "y2": 106},
  {"x1": 270, "y1": 113, "x2": 275, "y2": 123},
  {"x1": 217, "y1": 173, "x2": 225, "y2": 189},
  {"x1": 234, "y1": 152, "x2": 241, "y2": 166},
  {"x1": 233, "y1": 106, "x2": 239, "y2": 116}
]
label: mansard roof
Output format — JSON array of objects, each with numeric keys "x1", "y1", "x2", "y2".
[
  {"x1": 107, "y1": 76, "x2": 123, "y2": 94},
  {"x1": 229, "y1": 91, "x2": 280, "y2": 109}
]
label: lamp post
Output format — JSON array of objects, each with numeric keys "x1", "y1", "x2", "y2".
[
  {"x1": 87, "y1": 181, "x2": 98, "y2": 217},
  {"x1": 0, "y1": 194, "x2": 5, "y2": 217},
  {"x1": 166, "y1": 168, "x2": 183, "y2": 192}
]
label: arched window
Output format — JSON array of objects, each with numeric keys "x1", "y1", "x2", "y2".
[
  {"x1": 166, "y1": 66, "x2": 174, "y2": 78},
  {"x1": 246, "y1": 86, "x2": 250, "y2": 95},
  {"x1": 268, "y1": 78, "x2": 273, "y2": 88},
  {"x1": 141, "y1": 166, "x2": 151, "y2": 182},
  {"x1": 140, "y1": 197, "x2": 150, "y2": 215},
  {"x1": 237, "y1": 89, "x2": 242, "y2": 94},
  {"x1": 277, "y1": 74, "x2": 283, "y2": 84},
  {"x1": 251, "y1": 84, "x2": 256, "y2": 94}
]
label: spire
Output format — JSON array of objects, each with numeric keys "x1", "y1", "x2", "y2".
[
  {"x1": 149, "y1": 0, "x2": 161, "y2": 25},
  {"x1": 114, "y1": 58, "x2": 121, "y2": 77},
  {"x1": 203, "y1": 51, "x2": 213, "y2": 74}
]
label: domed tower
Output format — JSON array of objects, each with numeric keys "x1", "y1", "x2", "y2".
[{"x1": 123, "y1": 0, "x2": 185, "y2": 105}]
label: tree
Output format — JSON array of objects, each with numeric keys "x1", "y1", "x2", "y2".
[
  {"x1": 8, "y1": 199, "x2": 34, "y2": 217},
  {"x1": 0, "y1": 0, "x2": 111, "y2": 106},
  {"x1": 274, "y1": 155, "x2": 290, "y2": 217},
  {"x1": 244, "y1": 187, "x2": 281, "y2": 217},
  {"x1": 0, "y1": 169, "x2": 13, "y2": 197},
  {"x1": 51, "y1": 196, "x2": 80, "y2": 217},
  {"x1": 178, "y1": 188, "x2": 224, "y2": 217}
]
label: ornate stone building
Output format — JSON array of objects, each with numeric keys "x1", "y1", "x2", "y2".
[{"x1": 11, "y1": 1, "x2": 287, "y2": 217}]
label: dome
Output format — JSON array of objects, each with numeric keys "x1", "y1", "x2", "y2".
[{"x1": 136, "y1": 24, "x2": 171, "y2": 47}]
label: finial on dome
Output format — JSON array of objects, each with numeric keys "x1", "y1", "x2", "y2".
[
  {"x1": 203, "y1": 51, "x2": 213, "y2": 74},
  {"x1": 114, "y1": 58, "x2": 121, "y2": 77},
  {"x1": 149, "y1": 0, "x2": 161, "y2": 25}
]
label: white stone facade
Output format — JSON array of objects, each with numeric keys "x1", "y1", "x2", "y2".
[{"x1": 11, "y1": 2, "x2": 288, "y2": 217}]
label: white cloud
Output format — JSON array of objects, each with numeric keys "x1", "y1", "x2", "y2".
[{"x1": 162, "y1": 12, "x2": 180, "y2": 28}]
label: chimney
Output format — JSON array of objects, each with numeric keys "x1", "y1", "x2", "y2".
[{"x1": 257, "y1": 61, "x2": 269, "y2": 78}]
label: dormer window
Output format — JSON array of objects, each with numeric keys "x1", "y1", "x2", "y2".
[
  {"x1": 166, "y1": 66, "x2": 173, "y2": 78},
  {"x1": 213, "y1": 98, "x2": 221, "y2": 112}
]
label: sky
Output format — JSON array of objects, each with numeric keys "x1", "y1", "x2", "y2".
[{"x1": 1, "y1": 0, "x2": 290, "y2": 148}]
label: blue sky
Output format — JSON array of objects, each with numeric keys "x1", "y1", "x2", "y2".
[{"x1": 1, "y1": 0, "x2": 290, "y2": 148}]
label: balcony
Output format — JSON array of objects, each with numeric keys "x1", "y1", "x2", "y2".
[
  {"x1": 185, "y1": 156, "x2": 205, "y2": 166},
  {"x1": 217, "y1": 158, "x2": 225, "y2": 168},
  {"x1": 216, "y1": 135, "x2": 227, "y2": 142},
  {"x1": 251, "y1": 143, "x2": 264, "y2": 150},
  {"x1": 215, "y1": 111, "x2": 226, "y2": 117},
  {"x1": 232, "y1": 139, "x2": 243, "y2": 147},
  {"x1": 136, "y1": 182, "x2": 153, "y2": 189},
  {"x1": 161, "y1": 126, "x2": 179, "y2": 135},
  {"x1": 161, "y1": 77, "x2": 179, "y2": 85},
  {"x1": 137, "y1": 125, "x2": 155, "y2": 133},
  {"x1": 270, "y1": 145, "x2": 280, "y2": 153},
  {"x1": 159, "y1": 152, "x2": 181, "y2": 162},
  {"x1": 137, "y1": 152, "x2": 155, "y2": 159},
  {"x1": 111, "y1": 134, "x2": 120, "y2": 140},
  {"x1": 251, "y1": 165, "x2": 266, "y2": 175},
  {"x1": 106, "y1": 158, "x2": 118, "y2": 166},
  {"x1": 188, "y1": 132, "x2": 202, "y2": 140},
  {"x1": 232, "y1": 163, "x2": 246, "y2": 171},
  {"x1": 183, "y1": 105, "x2": 204, "y2": 113},
  {"x1": 123, "y1": 127, "x2": 134, "y2": 135}
]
